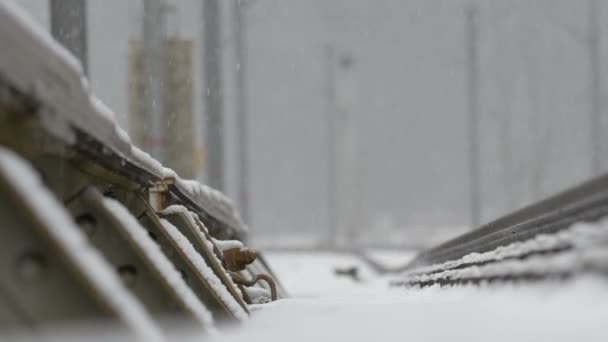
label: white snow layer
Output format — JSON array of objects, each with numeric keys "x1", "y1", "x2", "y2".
[
  {"x1": 213, "y1": 278, "x2": 608, "y2": 342},
  {"x1": 212, "y1": 238, "x2": 244, "y2": 252},
  {"x1": 101, "y1": 199, "x2": 216, "y2": 330},
  {"x1": 244, "y1": 287, "x2": 271, "y2": 304},
  {"x1": 0, "y1": 147, "x2": 164, "y2": 342},
  {"x1": 158, "y1": 216, "x2": 248, "y2": 321},
  {"x1": 90, "y1": 95, "x2": 116, "y2": 121},
  {"x1": 263, "y1": 251, "x2": 382, "y2": 297}
]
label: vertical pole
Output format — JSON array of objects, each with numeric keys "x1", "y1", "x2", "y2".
[
  {"x1": 325, "y1": 45, "x2": 338, "y2": 248},
  {"x1": 335, "y1": 53, "x2": 359, "y2": 248},
  {"x1": 589, "y1": 0, "x2": 602, "y2": 175},
  {"x1": 234, "y1": 0, "x2": 250, "y2": 222},
  {"x1": 466, "y1": 6, "x2": 481, "y2": 228},
  {"x1": 143, "y1": 0, "x2": 168, "y2": 162},
  {"x1": 50, "y1": 0, "x2": 88, "y2": 74},
  {"x1": 203, "y1": 0, "x2": 225, "y2": 191}
]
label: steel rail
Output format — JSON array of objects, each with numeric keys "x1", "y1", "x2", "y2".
[{"x1": 407, "y1": 174, "x2": 608, "y2": 269}]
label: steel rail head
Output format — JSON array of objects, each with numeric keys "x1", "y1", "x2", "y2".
[{"x1": 407, "y1": 173, "x2": 608, "y2": 269}]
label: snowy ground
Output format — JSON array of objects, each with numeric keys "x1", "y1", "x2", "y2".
[
  {"x1": 3, "y1": 249, "x2": 608, "y2": 341},
  {"x1": 209, "y1": 250, "x2": 608, "y2": 342},
  {"x1": 263, "y1": 250, "x2": 414, "y2": 297}
]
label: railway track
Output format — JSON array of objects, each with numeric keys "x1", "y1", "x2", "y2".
[
  {"x1": 396, "y1": 175, "x2": 608, "y2": 287},
  {"x1": 2, "y1": 0, "x2": 608, "y2": 338},
  {"x1": 0, "y1": 1, "x2": 284, "y2": 338}
]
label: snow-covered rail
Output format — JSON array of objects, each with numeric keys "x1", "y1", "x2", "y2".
[
  {"x1": 0, "y1": 1, "x2": 283, "y2": 337},
  {"x1": 398, "y1": 175, "x2": 608, "y2": 287}
]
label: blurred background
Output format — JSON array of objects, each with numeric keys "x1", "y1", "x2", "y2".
[{"x1": 16, "y1": 0, "x2": 608, "y2": 250}]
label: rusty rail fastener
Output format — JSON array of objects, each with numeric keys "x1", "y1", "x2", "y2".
[
  {"x1": 229, "y1": 271, "x2": 278, "y2": 302},
  {"x1": 223, "y1": 247, "x2": 257, "y2": 272},
  {"x1": 149, "y1": 177, "x2": 175, "y2": 212}
]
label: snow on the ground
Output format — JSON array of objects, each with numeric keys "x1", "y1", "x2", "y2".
[
  {"x1": 262, "y1": 251, "x2": 397, "y2": 297},
  {"x1": 2, "y1": 242, "x2": 607, "y2": 341},
  {"x1": 206, "y1": 251, "x2": 608, "y2": 342}
]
